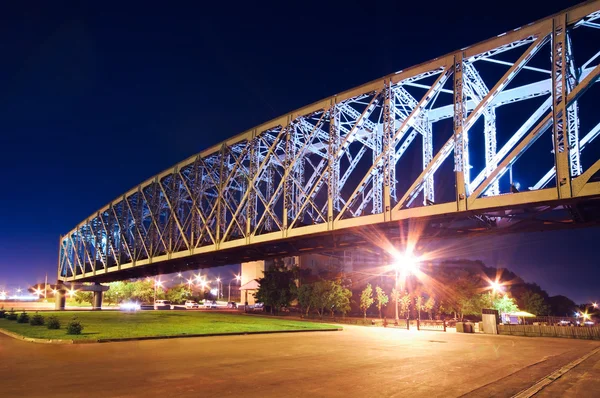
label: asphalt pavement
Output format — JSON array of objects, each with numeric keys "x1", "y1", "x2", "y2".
[{"x1": 1, "y1": 325, "x2": 598, "y2": 397}]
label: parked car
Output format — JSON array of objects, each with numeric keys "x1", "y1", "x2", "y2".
[
  {"x1": 204, "y1": 300, "x2": 217, "y2": 309},
  {"x1": 226, "y1": 301, "x2": 237, "y2": 309},
  {"x1": 185, "y1": 300, "x2": 199, "y2": 309},
  {"x1": 154, "y1": 300, "x2": 172, "y2": 310}
]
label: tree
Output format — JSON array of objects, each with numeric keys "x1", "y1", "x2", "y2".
[
  {"x1": 414, "y1": 293, "x2": 425, "y2": 321},
  {"x1": 360, "y1": 284, "x2": 374, "y2": 319},
  {"x1": 520, "y1": 291, "x2": 549, "y2": 315},
  {"x1": 424, "y1": 296, "x2": 436, "y2": 320},
  {"x1": 296, "y1": 284, "x2": 313, "y2": 316},
  {"x1": 73, "y1": 291, "x2": 93, "y2": 306},
  {"x1": 548, "y1": 295, "x2": 577, "y2": 316},
  {"x1": 309, "y1": 280, "x2": 351, "y2": 318},
  {"x1": 104, "y1": 281, "x2": 135, "y2": 305},
  {"x1": 254, "y1": 263, "x2": 297, "y2": 314},
  {"x1": 399, "y1": 293, "x2": 411, "y2": 319},
  {"x1": 166, "y1": 285, "x2": 191, "y2": 304},
  {"x1": 311, "y1": 280, "x2": 331, "y2": 319},
  {"x1": 375, "y1": 286, "x2": 389, "y2": 319},
  {"x1": 493, "y1": 294, "x2": 519, "y2": 314},
  {"x1": 327, "y1": 280, "x2": 352, "y2": 317},
  {"x1": 131, "y1": 280, "x2": 163, "y2": 303}
]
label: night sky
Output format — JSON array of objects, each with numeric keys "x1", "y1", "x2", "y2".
[{"x1": 0, "y1": 0, "x2": 597, "y2": 303}]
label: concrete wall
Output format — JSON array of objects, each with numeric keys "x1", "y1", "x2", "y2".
[{"x1": 240, "y1": 260, "x2": 264, "y2": 305}]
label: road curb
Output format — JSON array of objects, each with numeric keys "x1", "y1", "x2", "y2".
[
  {"x1": 0, "y1": 327, "x2": 75, "y2": 344},
  {"x1": 0, "y1": 326, "x2": 341, "y2": 345}
]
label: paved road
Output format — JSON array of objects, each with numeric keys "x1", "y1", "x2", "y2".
[{"x1": 1, "y1": 326, "x2": 598, "y2": 397}]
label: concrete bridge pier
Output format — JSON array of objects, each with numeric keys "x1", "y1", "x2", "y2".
[
  {"x1": 92, "y1": 282, "x2": 103, "y2": 310},
  {"x1": 54, "y1": 283, "x2": 66, "y2": 310}
]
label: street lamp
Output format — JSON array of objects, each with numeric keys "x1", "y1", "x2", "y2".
[
  {"x1": 216, "y1": 278, "x2": 221, "y2": 299},
  {"x1": 392, "y1": 251, "x2": 420, "y2": 324},
  {"x1": 154, "y1": 279, "x2": 163, "y2": 304},
  {"x1": 228, "y1": 275, "x2": 241, "y2": 302},
  {"x1": 593, "y1": 302, "x2": 598, "y2": 309}
]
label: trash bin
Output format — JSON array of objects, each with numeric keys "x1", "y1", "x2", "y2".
[
  {"x1": 464, "y1": 322, "x2": 473, "y2": 333},
  {"x1": 456, "y1": 322, "x2": 464, "y2": 333}
]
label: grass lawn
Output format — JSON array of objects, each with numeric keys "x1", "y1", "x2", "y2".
[{"x1": 0, "y1": 311, "x2": 338, "y2": 341}]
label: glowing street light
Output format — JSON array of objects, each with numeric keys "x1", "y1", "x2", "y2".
[
  {"x1": 393, "y1": 252, "x2": 420, "y2": 276},
  {"x1": 489, "y1": 281, "x2": 504, "y2": 294},
  {"x1": 228, "y1": 275, "x2": 241, "y2": 303},
  {"x1": 392, "y1": 250, "x2": 420, "y2": 324},
  {"x1": 593, "y1": 302, "x2": 598, "y2": 309},
  {"x1": 154, "y1": 278, "x2": 163, "y2": 305}
]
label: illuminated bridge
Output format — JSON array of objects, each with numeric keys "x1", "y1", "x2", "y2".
[{"x1": 59, "y1": 1, "x2": 600, "y2": 283}]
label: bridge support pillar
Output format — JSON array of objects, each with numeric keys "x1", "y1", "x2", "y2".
[
  {"x1": 92, "y1": 282, "x2": 103, "y2": 310},
  {"x1": 54, "y1": 283, "x2": 66, "y2": 310}
]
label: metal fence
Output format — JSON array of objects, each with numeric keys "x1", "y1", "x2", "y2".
[
  {"x1": 416, "y1": 320, "x2": 447, "y2": 332},
  {"x1": 498, "y1": 324, "x2": 600, "y2": 340}
]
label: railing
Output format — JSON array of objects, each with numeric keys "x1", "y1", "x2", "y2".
[
  {"x1": 416, "y1": 319, "x2": 447, "y2": 332},
  {"x1": 498, "y1": 324, "x2": 600, "y2": 340}
]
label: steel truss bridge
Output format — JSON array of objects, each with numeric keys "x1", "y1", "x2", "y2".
[{"x1": 59, "y1": 1, "x2": 600, "y2": 282}]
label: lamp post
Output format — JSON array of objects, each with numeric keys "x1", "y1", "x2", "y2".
[
  {"x1": 228, "y1": 275, "x2": 241, "y2": 302},
  {"x1": 154, "y1": 278, "x2": 162, "y2": 304},
  {"x1": 216, "y1": 278, "x2": 221, "y2": 299}
]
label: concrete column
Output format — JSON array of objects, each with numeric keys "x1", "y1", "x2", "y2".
[
  {"x1": 55, "y1": 283, "x2": 66, "y2": 310},
  {"x1": 92, "y1": 282, "x2": 103, "y2": 310}
]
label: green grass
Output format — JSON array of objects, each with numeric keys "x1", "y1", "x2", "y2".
[{"x1": 0, "y1": 311, "x2": 338, "y2": 341}]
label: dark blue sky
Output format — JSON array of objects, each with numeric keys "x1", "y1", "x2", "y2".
[{"x1": 0, "y1": 0, "x2": 597, "y2": 303}]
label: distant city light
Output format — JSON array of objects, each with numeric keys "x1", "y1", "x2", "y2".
[{"x1": 593, "y1": 302, "x2": 598, "y2": 309}]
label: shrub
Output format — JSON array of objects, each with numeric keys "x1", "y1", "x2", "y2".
[
  {"x1": 46, "y1": 316, "x2": 61, "y2": 330},
  {"x1": 6, "y1": 308, "x2": 17, "y2": 320},
  {"x1": 17, "y1": 311, "x2": 30, "y2": 323},
  {"x1": 30, "y1": 312, "x2": 45, "y2": 326},
  {"x1": 66, "y1": 318, "x2": 84, "y2": 335},
  {"x1": 0, "y1": 306, "x2": 5, "y2": 318}
]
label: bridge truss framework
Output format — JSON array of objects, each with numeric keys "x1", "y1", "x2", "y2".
[{"x1": 59, "y1": 1, "x2": 600, "y2": 282}]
